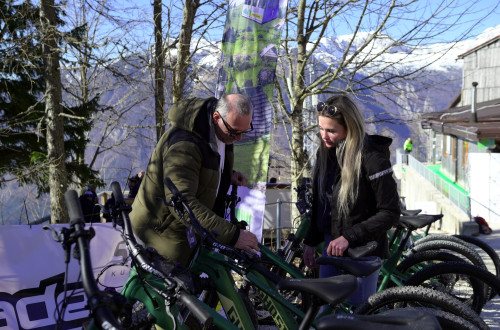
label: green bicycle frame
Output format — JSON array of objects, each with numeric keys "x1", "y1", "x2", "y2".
[
  {"x1": 378, "y1": 224, "x2": 419, "y2": 291},
  {"x1": 258, "y1": 243, "x2": 307, "y2": 279},
  {"x1": 121, "y1": 267, "x2": 239, "y2": 330},
  {"x1": 190, "y1": 246, "x2": 309, "y2": 330}
]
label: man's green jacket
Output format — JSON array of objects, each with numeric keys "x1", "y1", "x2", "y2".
[{"x1": 130, "y1": 97, "x2": 240, "y2": 266}]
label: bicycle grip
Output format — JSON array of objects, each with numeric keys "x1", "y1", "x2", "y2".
[
  {"x1": 111, "y1": 181, "x2": 124, "y2": 204},
  {"x1": 65, "y1": 190, "x2": 85, "y2": 225},
  {"x1": 178, "y1": 291, "x2": 213, "y2": 327}
]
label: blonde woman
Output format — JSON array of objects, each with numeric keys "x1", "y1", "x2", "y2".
[{"x1": 303, "y1": 94, "x2": 400, "y2": 304}]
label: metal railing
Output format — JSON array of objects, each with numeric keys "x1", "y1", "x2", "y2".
[{"x1": 397, "y1": 149, "x2": 471, "y2": 217}]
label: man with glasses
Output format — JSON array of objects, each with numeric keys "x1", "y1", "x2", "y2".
[{"x1": 130, "y1": 94, "x2": 260, "y2": 266}]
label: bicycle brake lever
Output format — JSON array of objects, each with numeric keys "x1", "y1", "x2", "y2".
[{"x1": 43, "y1": 225, "x2": 62, "y2": 242}]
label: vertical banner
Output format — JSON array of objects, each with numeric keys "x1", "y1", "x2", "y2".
[{"x1": 215, "y1": 0, "x2": 287, "y2": 241}]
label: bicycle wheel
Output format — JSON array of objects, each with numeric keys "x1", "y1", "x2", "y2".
[
  {"x1": 418, "y1": 233, "x2": 500, "y2": 295},
  {"x1": 415, "y1": 234, "x2": 496, "y2": 273},
  {"x1": 455, "y1": 234, "x2": 500, "y2": 299},
  {"x1": 405, "y1": 261, "x2": 500, "y2": 314},
  {"x1": 408, "y1": 239, "x2": 487, "y2": 271},
  {"x1": 355, "y1": 286, "x2": 488, "y2": 330},
  {"x1": 383, "y1": 307, "x2": 480, "y2": 330},
  {"x1": 396, "y1": 250, "x2": 466, "y2": 276}
]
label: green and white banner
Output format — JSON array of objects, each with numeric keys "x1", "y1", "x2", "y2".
[{"x1": 215, "y1": 0, "x2": 287, "y2": 240}]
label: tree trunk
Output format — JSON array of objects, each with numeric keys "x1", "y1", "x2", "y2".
[
  {"x1": 40, "y1": 0, "x2": 68, "y2": 223},
  {"x1": 153, "y1": 0, "x2": 165, "y2": 141},
  {"x1": 172, "y1": 0, "x2": 199, "y2": 103}
]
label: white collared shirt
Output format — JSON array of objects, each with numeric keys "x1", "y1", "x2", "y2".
[{"x1": 215, "y1": 136, "x2": 225, "y2": 195}]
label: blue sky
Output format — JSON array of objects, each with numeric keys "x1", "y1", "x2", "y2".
[
  {"x1": 328, "y1": 0, "x2": 500, "y2": 44},
  {"x1": 118, "y1": 0, "x2": 500, "y2": 45}
]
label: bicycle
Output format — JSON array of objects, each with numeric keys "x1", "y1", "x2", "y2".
[
  {"x1": 109, "y1": 181, "x2": 240, "y2": 330},
  {"x1": 387, "y1": 205, "x2": 500, "y2": 313},
  {"x1": 165, "y1": 178, "x2": 486, "y2": 330},
  {"x1": 398, "y1": 196, "x2": 499, "y2": 284},
  {"x1": 380, "y1": 213, "x2": 500, "y2": 314},
  {"x1": 47, "y1": 186, "x2": 239, "y2": 330},
  {"x1": 44, "y1": 189, "x2": 132, "y2": 330},
  {"x1": 225, "y1": 183, "x2": 496, "y2": 328}
]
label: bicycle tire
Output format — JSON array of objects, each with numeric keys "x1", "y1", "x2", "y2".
[
  {"x1": 405, "y1": 261, "x2": 500, "y2": 314},
  {"x1": 396, "y1": 250, "x2": 466, "y2": 275},
  {"x1": 414, "y1": 233, "x2": 471, "y2": 247},
  {"x1": 405, "y1": 262, "x2": 485, "y2": 313},
  {"x1": 408, "y1": 239, "x2": 490, "y2": 303},
  {"x1": 455, "y1": 234, "x2": 500, "y2": 299},
  {"x1": 418, "y1": 233, "x2": 500, "y2": 295},
  {"x1": 415, "y1": 234, "x2": 495, "y2": 273},
  {"x1": 355, "y1": 285, "x2": 488, "y2": 330},
  {"x1": 408, "y1": 239, "x2": 487, "y2": 271},
  {"x1": 384, "y1": 307, "x2": 480, "y2": 330}
]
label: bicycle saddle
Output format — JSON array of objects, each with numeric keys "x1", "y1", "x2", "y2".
[
  {"x1": 277, "y1": 274, "x2": 358, "y2": 306},
  {"x1": 398, "y1": 214, "x2": 443, "y2": 230},
  {"x1": 315, "y1": 256, "x2": 382, "y2": 277},
  {"x1": 316, "y1": 308, "x2": 441, "y2": 330},
  {"x1": 401, "y1": 209, "x2": 422, "y2": 216},
  {"x1": 345, "y1": 241, "x2": 378, "y2": 258}
]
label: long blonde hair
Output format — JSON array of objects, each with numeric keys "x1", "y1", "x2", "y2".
[{"x1": 315, "y1": 94, "x2": 365, "y2": 221}]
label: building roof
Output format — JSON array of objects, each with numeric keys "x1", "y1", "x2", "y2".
[
  {"x1": 421, "y1": 98, "x2": 500, "y2": 141},
  {"x1": 457, "y1": 34, "x2": 500, "y2": 59}
]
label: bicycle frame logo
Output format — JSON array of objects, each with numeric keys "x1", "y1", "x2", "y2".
[
  {"x1": 217, "y1": 293, "x2": 245, "y2": 329},
  {"x1": 257, "y1": 290, "x2": 290, "y2": 330}
]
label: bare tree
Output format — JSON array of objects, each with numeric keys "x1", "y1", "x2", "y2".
[
  {"x1": 153, "y1": 0, "x2": 166, "y2": 140},
  {"x1": 164, "y1": 0, "x2": 227, "y2": 102},
  {"x1": 39, "y1": 0, "x2": 68, "y2": 223},
  {"x1": 172, "y1": 0, "x2": 201, "y2": 103},
  {"x1": 61, "y1": 0, "x2": 158, "y2": 190},
  {"x1": 275, "y1": 0, "x2": 499, "y2": 220}
]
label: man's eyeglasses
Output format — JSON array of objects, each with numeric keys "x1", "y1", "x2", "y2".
[
  {"x1": 216, "y1": 112, "x2": 254, "y2": 137},
  {"x1": 317, "y1": 102, "x2": 339, "y2": 115}
]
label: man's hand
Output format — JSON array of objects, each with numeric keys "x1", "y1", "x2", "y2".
[
  {"x1": 303, "y1": 245, "x2": 317, "y2": 268},
  {"x1": 326, "y1": 236, "x2": 349, "y2": 256},
  {"x1": 234, "y1": 229, "x2": 260, "y2": 252},
  {"x1": 231, "y1": 171, "x2": 248, "y2": 186}
]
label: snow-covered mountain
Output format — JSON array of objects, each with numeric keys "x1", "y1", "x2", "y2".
[
  {"x1": 314, "y1": 25, "x2": 500, "y2": 73},
  {"x1": 2, "y1": 25, "x2": 500, "y2": 224}
]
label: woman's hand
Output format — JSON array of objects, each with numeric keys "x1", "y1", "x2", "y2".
[
  {"x1": 326, "y1": 236, "x2": 349, "y2": 256},
  {"x1": 303, "y1": 245, "x2": 317, "y2": 268}
]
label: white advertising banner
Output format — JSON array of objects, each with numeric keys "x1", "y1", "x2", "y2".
[
  {"x1": 469, "y1": 153, "x2": 500, "y2": 223},
  {"x1": 227, "y1": 185, "x2": 266, "y2": 242},
  {"x1": 0, "y1": 223, "x2": 130, "y2": 330}
]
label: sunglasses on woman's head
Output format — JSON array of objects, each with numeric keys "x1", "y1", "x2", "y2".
[{"x1": 317, "y1": 102, "x2": 339, "y2": 115}]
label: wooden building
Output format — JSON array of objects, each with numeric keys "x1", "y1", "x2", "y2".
[{"x1": 420, "y1": 34, "x2": 500, "y2": 223}]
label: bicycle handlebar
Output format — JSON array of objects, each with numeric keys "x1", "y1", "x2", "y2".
[
  {"x1": 163, "y1": 177, "x2": 283, "y2": 284},
  {"x1": 64, "y1": 190, "x2": 124, "y2": 330},
  {"x1": 109, "y1": 181, "x2": 213, "y2": 327},
  {"x1": 110, "y1": 182, "x2": 162, "y2": 278}
]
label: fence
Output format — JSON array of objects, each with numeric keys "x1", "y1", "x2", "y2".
[{"x1": 397, "y1": 149, "x2": 471, "y2": 217}]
